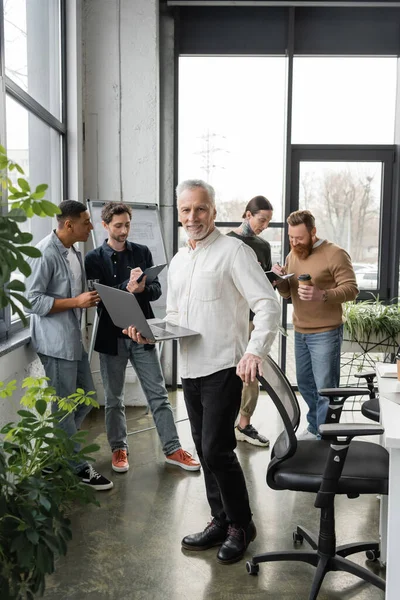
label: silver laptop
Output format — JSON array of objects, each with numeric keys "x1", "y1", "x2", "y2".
[{"x1": 94, "y1": 283, "x2": 199, "y2": 342}]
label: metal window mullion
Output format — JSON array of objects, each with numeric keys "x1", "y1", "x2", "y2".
[
  {"x1": 60, "y1": 0, "x2": 68, "y2": 198},
  {"x1": 5, "y1": 76, "x2": 66, "y2": 134}
]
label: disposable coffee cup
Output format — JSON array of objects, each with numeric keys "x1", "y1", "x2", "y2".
[{"x1": 298, "y1": 274, "x2": 313, "y2": 286}]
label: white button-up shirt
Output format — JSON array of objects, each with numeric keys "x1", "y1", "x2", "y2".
[{"x1": 166, "y1": 228, "x2": 280, "y2": 379}]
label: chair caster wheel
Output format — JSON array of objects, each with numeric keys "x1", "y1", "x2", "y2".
[
  {"x1": 246, "y1": 561, "x2": 259, "y2": 575},
  {"x1": 293, "y1": 531, "x2": 304, "y2": 545},
  {"x1": 366, "y1": 549, "x2": 380, "y2": 561}
]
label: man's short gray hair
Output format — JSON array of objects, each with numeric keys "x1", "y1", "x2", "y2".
[{"x1": 176, "y1": 179, "x2": 216, "y2": 207}]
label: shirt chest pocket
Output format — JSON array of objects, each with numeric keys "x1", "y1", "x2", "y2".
[{"x1": 192, "y1": 271, "x2": 222, "y2": 302}]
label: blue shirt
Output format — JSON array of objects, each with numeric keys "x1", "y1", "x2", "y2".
[{"x1": 25, "y1": 231, "x2": 85, "y2": 361}]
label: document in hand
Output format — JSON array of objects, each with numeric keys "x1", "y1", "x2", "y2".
[{"x1": 265, "y1": 271, "x2": 295, "y2": 284}]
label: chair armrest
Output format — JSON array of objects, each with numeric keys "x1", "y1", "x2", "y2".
[
  {"x1": 319, "y1": 423, "x2": 384, "y2": 438},
  {"x1": 319, "y1": 387, "x2": 368, "y2": 398},
  {"x1": 315, "y1": 422, "x2": 384, "y2": 509},
  {"x1": 354, "y1": 371, "x2": 376, "y2": 380}
]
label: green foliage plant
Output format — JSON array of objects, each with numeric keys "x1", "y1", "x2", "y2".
[
  {"x1": 0, "y1": 378, "x2": 100, "y2": 599},
  {"x1": 0, "y1": 144, "x2": 60, "y2": 323},
  {"x1": 343, "y1": 296, "x2": 400, "y2": 345},
  {"x1": 0, "y1": 149, "x2": 100, "y2": 598}
]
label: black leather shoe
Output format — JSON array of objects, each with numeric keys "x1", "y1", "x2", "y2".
[
  {"x1": 216, "y1": 520, "x2": 257, "y2": 564},
  {"x1": 182, "y1": 519, "x2": 228, "y2": 551}
]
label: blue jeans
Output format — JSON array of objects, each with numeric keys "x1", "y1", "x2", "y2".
[
  {"x1": 38, "y1": 350, "x2": 94, "y2": 473},
  {"x1": 100, "y1": 338, "x2": 181, "y2": 456},
  {"x1": 294, "y1": 325, "x2": 343, "y2": 436}
]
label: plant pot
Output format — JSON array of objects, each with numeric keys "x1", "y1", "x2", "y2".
[{"x1": 342, "y1": 330, "x2": 400, "y2": 354}]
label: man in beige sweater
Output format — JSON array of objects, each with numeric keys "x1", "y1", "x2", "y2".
[{"x1": 272, "y1": 210, "x2": 358, "y2": 439}]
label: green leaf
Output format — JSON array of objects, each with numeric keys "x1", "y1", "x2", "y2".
[
  {"x1": 6, "y1": 279, "x2": 26, "y2": 291},
  {"x1": 18, "y1": 178, "x2": 30, "y2": 192},
  {"x1": 10, "y1": 292, "x2": 31, "y2": 309},
  {"x1": 17, "y1": 409, "x2": 34, "y2": 418},
  {"x1": 9, "y1": 299, "x2": 28, "y2": 324},
  {"x1": 40, "y1": 200, "x2": 60, "y2": 217},
  {"x1": 17, "y1": 231, "x2": 34, "y2": 244},
  {"x1": 16, "y1": 254, "x2": 31, "y2": 277},
  {"x1": 35, "y1": 399, "x2": 47, "y2": 416},
  {"x1": 7, "y1": 208, "x2": 27, "y2": 222},
  {"x1": 15, "y1": 163, "x2": 24, "y2": 174},
  {"x1": 32, "y1": 200, "x2": 43, "y2": 214},
  {"x1": 26, "y1": 529, "x2": 39, "y2": 545},
  {"x1": 39, "y1": 494, "x2": 51, "y2": 512},
  {"x1": 35, "y1": 183, "x2": 48, "y2": 194},
  {"x1": 19, "y1": 245, "x2": 42, "y2": 258},
  {"x1": 80, "y1": 443, "x2": 101, "y2": 455}
]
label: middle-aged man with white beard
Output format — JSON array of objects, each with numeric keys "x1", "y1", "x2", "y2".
[{"x1": 124, "y1": 179, "x2": 280, "y2": 565}]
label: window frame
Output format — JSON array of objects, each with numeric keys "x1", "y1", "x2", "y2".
[
  {"x1": 290, "y1": 145, "x2": 396, "y2": 301},
  {"x1": 0, "y1": 0, "x2": 67, "y2": 339}
]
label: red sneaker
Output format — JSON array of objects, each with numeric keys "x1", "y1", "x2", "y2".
[
  {"x1": 165, "y1": 449, "x2": 200, "y2": 471},
  {"x1": 112, "y1": 449, "x2": 129, "y2": 473}
]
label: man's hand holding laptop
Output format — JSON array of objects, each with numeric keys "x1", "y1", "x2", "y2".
[{"x1": 122, "y1": 325, "x2": 155, "y2": 344}]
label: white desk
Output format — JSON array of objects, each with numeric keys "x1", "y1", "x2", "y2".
[{"x1": 376, "y1": 363, "x2": 400, "y2": 600}]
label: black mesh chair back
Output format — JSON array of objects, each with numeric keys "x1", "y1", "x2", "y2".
[{"x1": 258, "y1": 355, "x2": 300, "y2": 462}]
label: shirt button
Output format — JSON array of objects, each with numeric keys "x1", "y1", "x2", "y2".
[{"x1": 114, "y1": 275, "x2": 116, "y2": 278}]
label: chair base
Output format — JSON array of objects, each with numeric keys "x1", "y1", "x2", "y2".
[{"x1": 246, "y1": 526, "x2": 385, "y2": 600}]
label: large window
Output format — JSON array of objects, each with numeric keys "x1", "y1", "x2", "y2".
[
  {"x1": 292, "y1": 57, "x2": 397, "y2": 145},
  {"x1": 177, "y1": 52, "x2": 399, "y2": 378},
  {"x1": 179, "y1": 57, "x2": 286, "y2": 222},
  {"x1": 4, "y1": 0, "x2": 62, "y2": 119},
  {"x1": 0, "y1": 0, "x2": 66, "y2": 335}
]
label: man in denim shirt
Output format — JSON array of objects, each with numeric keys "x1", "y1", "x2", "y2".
[{"x1": 25, "y1": 200, "x2": 113, "y2": 491}]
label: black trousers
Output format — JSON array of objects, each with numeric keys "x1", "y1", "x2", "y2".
[{"x1": 181, "y1": 367, "x2": 252, "y2": 527}]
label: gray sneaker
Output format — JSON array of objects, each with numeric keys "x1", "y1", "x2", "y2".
[{"x1": 235, "y1": 425, "x2": 269, "y2": 447}]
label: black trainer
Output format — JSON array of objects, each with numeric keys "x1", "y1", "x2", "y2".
[
  {"x1": 235, "y1": 424, "x2": 269, "y2": 448},
  {"x1": 217, "y1": 520, "x2": 257, "y2": 564},
  {"x1": 77, "y1": 465, "x2": 114, "y2": 491},
  {"x1": 182, "y1": 519, "x2": 228, "y2": 551}
]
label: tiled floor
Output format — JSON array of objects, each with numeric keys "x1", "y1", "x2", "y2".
[{"x1": 43, "y1": 389, "x2": 385, "y2": 600}]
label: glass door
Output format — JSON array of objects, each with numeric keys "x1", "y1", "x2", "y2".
[{"x1": 291, "y1": 147, "x2": 395, "y2": 300}]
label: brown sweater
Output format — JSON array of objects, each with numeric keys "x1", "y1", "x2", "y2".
[{"x1": 277, "y1": 240, "x2": 358, "y2": 333}]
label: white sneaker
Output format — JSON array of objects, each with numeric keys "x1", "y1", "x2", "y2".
[{"x1": 296, "y1": 429, "x2": 318, "y2": 441}]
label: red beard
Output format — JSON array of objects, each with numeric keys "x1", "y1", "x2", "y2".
[{"x1": 291, "y1": 238, "x2": 313, "y2": 260}]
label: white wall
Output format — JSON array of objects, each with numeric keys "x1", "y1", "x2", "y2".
[
  {"x1": 82, "y1": 0, "x2": 173, "y2": 397},
  {"x1": 82, "y1": 0, "x2": 159, "y2": 204}
]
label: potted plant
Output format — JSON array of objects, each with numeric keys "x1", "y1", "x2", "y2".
[
  {"x1": 0, "y1": 378, "x2": 99, "y2": 599},
  {"x1": 0, "y1": 147, "x2": 100, "y2": 599},
  {"x1": 342, "y1": 296, "x2": 400, "y2": 355}
]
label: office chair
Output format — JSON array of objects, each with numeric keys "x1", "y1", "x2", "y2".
[
  {"x1": 246, "y1": 356, "x2": 387, "y2": 600},
  {"x1": 354, "y1": 371, "x2": 380, "y2": 423}
]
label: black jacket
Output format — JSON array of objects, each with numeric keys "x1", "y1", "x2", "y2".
[{"x1": 85, "y1": 240, "x2": 162, "y2": 355}]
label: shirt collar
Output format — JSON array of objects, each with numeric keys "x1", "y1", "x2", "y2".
[
  {"x1": 102, "y1": 239, "x2": 132, "y2": 255},
  {"x1": 51, "y1": 230, "x2": 73, "y2": 257},
  {"x1": 186, "y1": 227, "x2": 220, "y2": 252}
]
